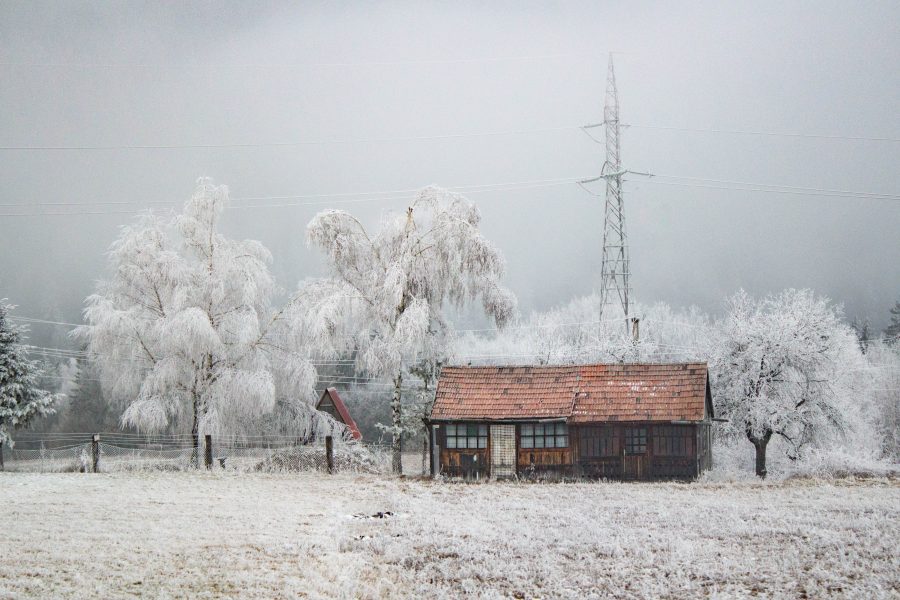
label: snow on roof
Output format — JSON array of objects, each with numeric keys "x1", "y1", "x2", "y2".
[{"x1": 431, "y1": 363, "x2": 710, "y2": 423}]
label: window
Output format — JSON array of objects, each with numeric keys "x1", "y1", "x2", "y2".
[
  {"x1": 444, "y1": 423, "x2": 487, "y2": 449},
  {"x1": 520, "y1": 422, "x2": 568, "y2": 449},
  {"x1": 624, "y1": 427, "x2": 647, "y2": 455},
  {"x1": 580, "y1": 426, "x2": 616, "y2": 458},
  {"x1": 653, "y1": 426, "x2": 693, "y2": 457}
]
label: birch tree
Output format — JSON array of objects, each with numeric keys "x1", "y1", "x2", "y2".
[
  {"x1": 304, "y1": 186, "x2": 516, "y2": 473},
  {"x1": 78, "y1": 179, "x2": 319, "y2": 461},
  {"x1": 0, "y1": 302, "x2": 56, "y2": 469},
  {"x1": 711, "y1": 289, "x2": 861, "y2": 477}
]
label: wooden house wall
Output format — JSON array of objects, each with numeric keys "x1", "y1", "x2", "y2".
[
  {"x1": 436, "y1": 421, "x2": 709, "y2": 480},
  {"x1": 437, "y1": 423, "x2": 490, "y2": 479},
  {"x1": 697, "y1": 422, "x2": 713, "y2": 472}
]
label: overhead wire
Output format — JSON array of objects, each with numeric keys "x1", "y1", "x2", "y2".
[
  {"x1": 0, "y1": 176, "x2": 590, "y2": 216},
  {"x1": 623, "y1": 123, "x2": 900, "y2": 144},
  {"x1": 0, "y1": 121, "x2": 895, "y2": 151},
  {"x1": 629, "y1": 178, "x2": 900, "y2": 201},
  {"x1": 0, "y1": 126, "x2": 582, "y2": 152},
  {"x1": 0, "y1": 52, "x2": 593, "y2": 70},
  {"x1": 4, "y1": 171, "x2": 897, "y2": 218}
]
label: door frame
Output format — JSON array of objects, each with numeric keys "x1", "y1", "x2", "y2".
[{"x1": 622, "y1": 426, "x2": 649, "y2": 479}]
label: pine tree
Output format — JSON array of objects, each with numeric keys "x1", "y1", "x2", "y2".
[
  {"x1": 0, "y1": 302, "x2": 56, "y2": 469},
  {"x1": 57, "y1": 358, "x2": 119, "y2": 433},
  {"x1": 885, "y1": 301, "x2": 900, "y2": 343}
]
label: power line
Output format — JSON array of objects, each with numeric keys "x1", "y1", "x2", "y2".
[
  {"x1": 0, "y1": 52, "x2": 593, "y2": 70},
  {"x1": 652, "y1": 174, "x2": 899, "y2": 199},
  {"x1": 10, "y1": 316, "x2": 84, "y2": 328},
  {"x1": 624, "y1": 123, "x2": 900, "y2": 144},
  {"x1": 631, "y1": 179, "x2": 900, "y2": 201},
  {"x1": 0, "y1": 176, "x2": 589, "y2": 216},
  {"x1": 0, "y1": 126, "x2": 580, "y2": 152},
  {"x1": 1, "y1": 123, "x2": 897, "y2": 153}
]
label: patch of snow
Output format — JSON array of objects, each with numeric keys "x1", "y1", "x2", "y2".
[{"x1": 0, "y1": 472, "x2": 897, "y2": 598}]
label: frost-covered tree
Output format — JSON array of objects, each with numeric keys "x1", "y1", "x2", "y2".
[
  {"x1": 54, "y1": 357, "x2": 122, "y2": 434},
  {"x1": 0, "y1": 302, "x2": 56, "y2": 468},
  {"x1": 77, "y1": 179, "x2": 318, "y2": 462},
  {"x1": 451, "y1": 295, "x2": 713, "y2": 366},
  {"x1": 884, "y1": 300, "x2": 900, "y2": 343},
  {"x1": 711, "y1": 289, "x2": 862, "y2": 477},
  {"x1": 304, "y1": 187, "x2": 516, "y2": 473},
  {"x1": 864, "y1": 341, "x2": 900, "y2": 460}
]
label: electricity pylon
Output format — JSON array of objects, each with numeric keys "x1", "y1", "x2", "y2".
[{"x1": 581, "y1": 54, "x2": 648, "y2": 334}]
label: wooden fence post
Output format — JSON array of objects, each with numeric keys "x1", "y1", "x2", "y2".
[
  {"x1": 0, "y1": 440, "x2": 4, "y2": 472},
  {"x1": 325, "y1": 435, "x2": 334, "y2": 474},
  {"x1": 204, "y1": 434, "x2": 213, "y2": 470},
  {"x1": 91, "y1": 434, "x2": 100, "y2": 473}
]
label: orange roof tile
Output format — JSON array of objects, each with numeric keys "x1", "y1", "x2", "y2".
[{"x1": 430, "y1": 363, "x2": 709, "y2": 423}]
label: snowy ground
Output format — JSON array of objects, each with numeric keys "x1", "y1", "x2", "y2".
[{"x1": 0, "y1": 473, "x2": 897, "y2": 599}]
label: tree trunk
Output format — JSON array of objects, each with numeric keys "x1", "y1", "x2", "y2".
[
  {"x1": 748, "y1": 429, "x2": 773, "y2": 478},
  {"x1": 191, "y1": 394, "x2": 200, "y2": 468},
  {"x1": 391, "y1": 373, "x2": 403, "y2": 475},
  {"x1": 0, "y1": 439, "x2": 4, "y2": 472}
]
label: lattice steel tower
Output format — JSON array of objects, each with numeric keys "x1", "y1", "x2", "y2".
[
  {"x1": 598, "y1": 55, "x2": 630, "y2": 325},
  {"x1": 582, "y1": 55, "x2": 648, "y2": 338}
]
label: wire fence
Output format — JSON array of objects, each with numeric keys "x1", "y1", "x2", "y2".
[{"x1": 0, "y1": 433, "x2": 411, "y2": 475}]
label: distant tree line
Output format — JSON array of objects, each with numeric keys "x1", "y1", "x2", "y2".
[{"x1": 3, "y1": 178, "x2": 899, "y2": 478}]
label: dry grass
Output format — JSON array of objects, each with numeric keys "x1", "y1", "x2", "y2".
[{"x1": 0, "y1": 473, "x2": 897, "y2": 599}]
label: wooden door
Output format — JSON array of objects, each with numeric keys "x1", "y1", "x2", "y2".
[{"x1": 623, "y1": 427, "x2": 648, "y2": 479}]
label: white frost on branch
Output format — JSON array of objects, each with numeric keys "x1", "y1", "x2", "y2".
[
  {"x1": 303, "y1": 186, "x2": 517, "y2": 472},
  {"x1": 0, "y1": 302, "x2": 58, "y2": 446},
  {"x1": 709, "y1": 289, "x2": 871, "y2": 473},
  {"x1": 77, "y1": 178, "x2": 318, "y2": 445}
]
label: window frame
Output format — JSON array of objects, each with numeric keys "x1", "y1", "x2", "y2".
[
  {"x1": 652, "y1": 425, "x2": 693, "y2": 457},
  {"x1": 444, "y1": 423, "x2": 488, "y2": 450},
  {"x1": 624, "y1": 427, "x2": 648, "y2": 455},
  {"x1": 519, "y1": 422, "x2": 569, "y2": 450},
  {"x1": 579, "y1": 425, "x2": 617, "y2": 458}
]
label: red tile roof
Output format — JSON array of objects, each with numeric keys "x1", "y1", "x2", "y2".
[{"x1": 431, "y1": 363, "x2": 710, "y2": 423}]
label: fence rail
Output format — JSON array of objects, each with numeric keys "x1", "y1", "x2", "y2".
[{"x1": 1, "y1": 433, "x2": 399, "y2": 475}]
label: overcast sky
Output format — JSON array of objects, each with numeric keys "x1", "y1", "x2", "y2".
[{"x1": 1, "y1": 1, "x2": 898, "y2": 346}]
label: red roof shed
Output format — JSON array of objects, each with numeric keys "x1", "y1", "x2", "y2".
[{"x1": 316, "y1": 388, "x2": 362, "y2": 440}]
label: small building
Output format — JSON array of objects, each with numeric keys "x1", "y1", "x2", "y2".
[
  {"x1": 316, "y1": 388, "x2": 363, "y2": 441},
  {"x1": 428, "y1": 363, "x2": 714, "y2": 480}
]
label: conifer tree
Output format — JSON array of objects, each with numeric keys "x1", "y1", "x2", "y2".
[
  {"x1": 884, "y1": 300, "x2": 900, "y2": 343},
  {"x1": 0, "y1": 302, "x2": 56, "y2": 469}
]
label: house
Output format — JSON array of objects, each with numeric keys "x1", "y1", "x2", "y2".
[
  {"x1": 316, "y1": 388, "x2": 363, "y2": 441},
  {"x1": 428, "y1": 363, "x2": 714, "y2": 480}
]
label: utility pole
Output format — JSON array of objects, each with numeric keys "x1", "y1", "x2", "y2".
[{"x1": 581, "y1": 54, "x2": 649, "y2": 335}]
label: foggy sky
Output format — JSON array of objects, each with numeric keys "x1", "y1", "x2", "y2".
[{"x1": 2, "y1": 1, "x2": 898, "y2": 349}]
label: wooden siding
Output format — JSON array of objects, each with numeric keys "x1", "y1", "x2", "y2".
[
  {"x1": 436, "y1": 421, "x2": 710, "y2": 480},
  {"x1": 437, "y1": 423, "x2": 490, "y2": 479},
  {"x1": 517, "y1": 447, "x2": 573, "y2": 478}
]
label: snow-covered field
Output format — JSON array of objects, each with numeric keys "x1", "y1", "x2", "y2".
[{"x1": 0, "y1": 473, "x2": 897, "y2": 599}]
